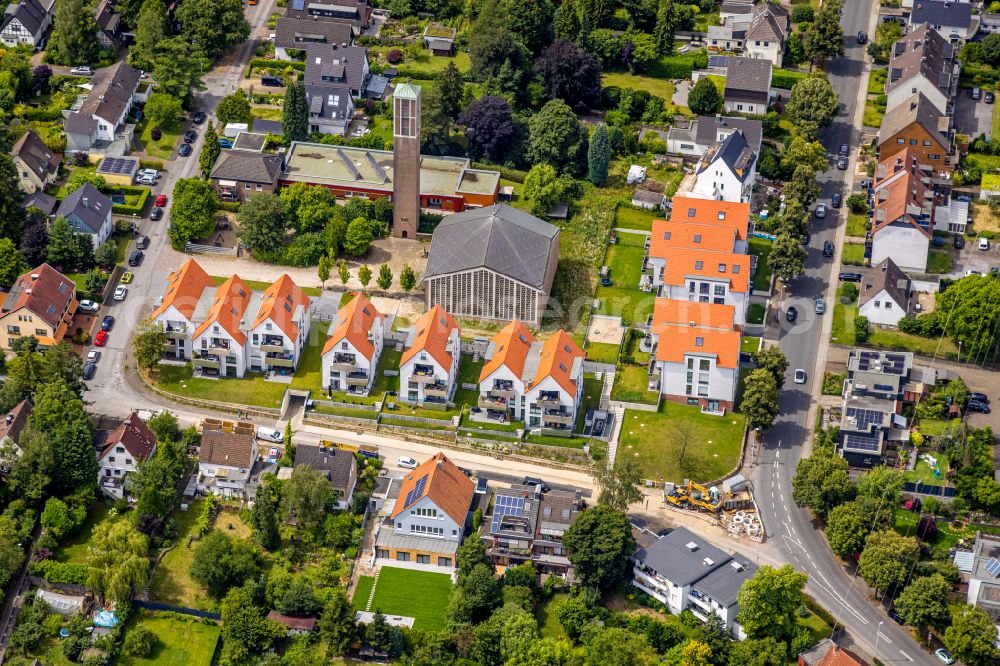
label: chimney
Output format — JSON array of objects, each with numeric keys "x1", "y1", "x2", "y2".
[{"x1": 83, "y1": 197, "x2": 88, "y2": 207}]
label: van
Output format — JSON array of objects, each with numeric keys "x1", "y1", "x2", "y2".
[
  {"x1": 980, "y1": 236, "x2": 990, "y2": 251},
  {"x1": 397, "y1": 456, "x2": 418, "y2": 469},
  {"x1": 256, "y1": 426, "x2": 283, "y2": 443}
]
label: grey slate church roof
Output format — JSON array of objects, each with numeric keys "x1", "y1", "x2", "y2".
[{"x1": 423, "y1": 204, "x2": 559, "y2": 290}]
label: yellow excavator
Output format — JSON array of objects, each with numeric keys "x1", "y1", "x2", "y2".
[
  {"x1": 663, "y1": 482, "x2": 688, "y2": 507},
  {"x1": 685, "y1": 481, "x2": 723, "y2": 512}
]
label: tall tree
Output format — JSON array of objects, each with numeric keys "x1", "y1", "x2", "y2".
[
  {"x1": 784, "y1": 164, "x2": 822, "y2": 209},
  {"x1": 587, "y1": 124, "x2": 610, "y2": 186},
  {"x1": 505, "y1": 0, "x2": 555, "y2": 53},
  {"x1": 437, "y1": 62, "x2": 465, "y2": 119},
  {"x1": 150, "y1": 38, "x2": 208, "y2": 104},
  {"x1": 285, "y1": 466, "x2": 334, "y2": 529},
  {"x1": 318, "y1": 589, "x2": 356, "y2": 656},
  {"x1": 199, "y1": 122, "x2": 221, "y2": 177},
  {"x1": 215, "y1": 93, "x2": 251, "y2": 124},
  {"x1": 168, "y1": 178, "x2": 218, "y2": 249},
  {"x1": 740, "y1": 368, "x2": 780, "y2": 431},
  {"x1": 687, "y1": 77, "x2": 720, "y2": 115},
  {"x1": 0, "y1": 238, "x2": 27, "y2": 287},
  {"x1": 824, "y1": 500, "x2": 868, "y2": 558},
  {"x1": 420, "y1": 88, "x2": 454, "y2": 156},
  {"x1": 338, "y1": 259, "x2": 350, "y2": 285},
  {"x1": 736, "y1": 565, "x2": 807, "y2": 644},
  {"x1": 317, "y1": 254, "x2": 331, "y2": 289},
  {"x1": 376, "y1": 264, "x2": 393, "y2": 291},
  {"x1": 752, "y1": 346, "x2": 788, "y2": 389},
  {"x1": 175, "y1": 0, "x2": 250, "y2": 60},
  {"x1": 857, "y1": 530, "x2": 919, "y2": 597},
  {"x1": 537, "y1": 40, "x2": 602, "y2": 113},
  {"x1": 0, "y1": 154, "x2": 24, "y2": 243},
  {"x1": 554, "y1": 0, "x2": 581, "y2": 42},
  {"x1": 30, "y1": 381, "x2": 95, "y2": 493},
  {"x1": 653, "y1": 0, "x2": 674, "y2": 55},
  {"x1": 528, "y1": 99, "x2": 588, "y2": 176},
  {"x1": 469, "y1": 1, "x2": 531, "y2": 82},
  {"x1": 596, "y1": 455, "x2": 643, "y2": 510},
  {"x1": 132, "y1": 321, "x2": 166, "y2": 372},
  {"x1": 86, "y1": 519, "x2": 149, "y2": 602},
  {"x1": 563, "y1": 504, "x2": 635, "y2": 591},
  {"x1": 399, "y1": 264, "x2": 416, "y2": 292},
  {"x1": 191, "y1": 531, "x2": 261, "y2": 597},
  {"x1": 459, "y1": 95, "x2": 517, "y2": 163},
  {"x1": 894, "y1": 574, "x2": 951, "y2": 634},
  {"x1": 132, "y1": 0, "x2": 167, "y2": 71},
  {"x1": 791, "y1": 451, "x2": 854, "y2": 517},
  {"x1": 785, "y1": 76, "x2": 839, "y2": 140},
  {"x1": 768, "y1": 232, "x2": 808, "y2": 283},
  {"x1": 51, "y1": 0, "x2": 100, "y2": 65},
  {"x1": 358, "y1": 265, "x2": 372, "y2": 289},
  {"x1": 19, "y1": 209, "x2": 47, "y2": 266},
  {"x1": 804, "y1": 0, "x2": 844, "y2": 65},
  {"x1": 945, "y1": 605, "x2": 1000, "y2": 666},
  {"x1": 220, "y1": 586, "x2": 285, "y2": 665},
  {"x1": 282, "y1": 81, "x2": 308, "y2": 142}
]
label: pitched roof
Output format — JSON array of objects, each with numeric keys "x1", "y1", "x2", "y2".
[
  {"x1": 693, "y1": 115, "x2": 762, "y2": 155},
  {"x1": 1, "y1": 0, "x2": 48, "y2": 36},
  {"x1": 526, "y1": 330, "x2": 583, "y2": 397},
  {"x1": 669, "y1": 197, "x2": 750, "y2": 240},
  {"x1": 724, "y1": 57, "x2": 772, "y2": 101},
  {"x1": 480, "y1": 320, "x2": 536, "y2": 382},
  {"x1": 871, "y1": 155, "x2": 933, "y2": 238},
  {"x1": 294, "y1": 444, "x2": 356, "y2": 492},
  {"x1": 659, "y1": 247, "x2": 750, "y2": 293},
  {"x1": 423, "y1": 204, "x2": 559, "y2": 290},
  {"x1": 886, "y1": 24, "x2": 954, "y2": 107},
  {"x1": 391, "y1": 451, "x2": 475, "y2": 525},
  {"x1": 79, "y1": 61, "x2": 140, "y2": 124},
  {"x1": 860, "y1": 258, "x2": 910, "y2": 310},
  {"x1": 1, "y1": 263, "x2": 75, "y2": 328},
  {"x1": 95, "y1": 0, "x2": 120, "y2": 38},
  {"x1": 210, "y1": 150, "x2": 283, "y2": 184},
  {"x1": 304, "y1": 43, "x2": 368, "y2": 90},
  {"x1": 746, "y1": 5, "x2": 786, "y2": 43},
  {"x1": 64, "y1": 112, "x2": 98, "y2": 135},
  {"x1": 98, "y1": 412, "x2": 157, "y2": 462},
  {"x1": 879, "y1": 92, "x2": 949, "y2": 150},
  {"x1": 200, "y1": 427, "x2": 256, "y2": 468},
  {"x1": 650, "y1": 219, "x2": 738, "y2": 258},
  {"x1": 12, "y1": 130, "x2": 60, "y2": 182},
  {"x1": 23, "y1": 191, "x2": 57, "y2": 215},
  {"x1": 267, "y1": 611, "x2": 316, "y2": 631},
  {"x1": 322, "y1": 292, "x2": 383, "y2": 359},
  {"x1": 696, "y1": 129, "x2": 756, "y2": 182},
  {"x1": 0, "y1": 399, "x2": 31, "y2": 446},
  {"x1": 193, "y1": 275, "x2": 253, "y2": 345},
  {"x1": 252, "y1": 273, "x2": 310, "y2": 340},
  {"x1": 650, "y1": 298, "x2": 740, "y2": 369},
  {"x1": 401, "y1": 305, "x2": 459, "y2": 369},
  {"x1": 55, "y1": 183, "x2": 111, "y2": 234},
  {"x1": 910, "y1": 0, "x2": 972, "y2": 29},
  {"x1": 274, "y1": 16, "x2": 353, "y2": 50},
  {"x1": 150, "y1": 258, "x2": 215, "y2": 322}
]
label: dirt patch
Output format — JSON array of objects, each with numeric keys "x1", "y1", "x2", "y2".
[
  {"x1": 972, "y1": 203, "x2": 1000, "y2": 234},
  {"x1": 603, "y1": 591, "x2": 667, "y2": 619},
  {"x1": 586, "y1": 314, "x2": 625, "y2": 345}
]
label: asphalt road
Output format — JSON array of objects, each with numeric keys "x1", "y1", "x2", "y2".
[{"x1": 750, "y1": 3, "x2": 943, "y2": 665}]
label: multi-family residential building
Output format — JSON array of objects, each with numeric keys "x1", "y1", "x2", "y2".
[
  {"x1": 97, "y1": 412, "x2": 157, "y2": 499},
  {"x1": 300, "y1": 43, "x2": 370, "y2": 135},
  {"x1": 652, "y1": 240, "x2": 750, "y2": 325},
  {"x1": 665, "y1": 115, "x2": 762, "y2": 159},
  {"x1": 649, "y1": 299, "x2": 741, "y2": 413},
  {"x1": 964, "y1": 531, "x2": 1000, "y2": 638},
  {"x1": 64, "y1": 61, "x2": 143, "y2": 156},
  {"x1": 690, "y1": 129, "x2": 757, "y2": 203},
  {"x1": 909, "y1": 0, "x2": 976, "y2": 43},
  {"x1": 481, "y1": 483, "x2": 583, "y2": 580},
  {"x1": 197, "y1": 422, "x2": 259, "y2": 498},
  {"x1": 398, "y1": 305, "x2": 461, "y2": 408},
  {"x1": 293, "y1": 443, "x2": 358, "y2": 510},
  {"x1": 55, "y1": 183, "x2": 114, "y2": 248},
  {"x1": 422, "y1": 205, "x2": 560, "y2": 327},
  {"x1": 632, "y1": 527, "x2": 757, "y2": 638},
  {"x1": 877, "y1": 92, "x2": 956, "y2": 175},
  {"x1": 885, "y1": 24, "x2": 957, "y2": 116},
  {"x1": 0, "y1": 263, "x2": 77, "y2": 350},
  {"x1": 321, "y1": 292, "x2": 384, "y2": 395},
  {"x1": 285, "y1": 0, "x2": 370, "y2": 34},
  {"x1": 723, "y1": 57, "x2": 772, "y2": 115},
  {"x1": 374, "y1": 452, "x2": 475, "y2": 570},
  {"x1": 150, "y1": 259, "x2": 312, "y2": 377},
  {"x1": 0, "y1": 0, "x2": 52, "y2": 48},
  {"x1": 273, "y1": 17, "x2": 353, "y2": 60},
  {"x1": 869, "y1": 152, "x2": 934, "y2": 272},
  {"x1": 858, "y1": 258, "x2": 912, "y2": 327},
  {"x1": 478, "y1": 320, "x2": 535, "y2": 422},
  {"x1": 11, "y1": 130, "x2": 60, "y2": 193}
]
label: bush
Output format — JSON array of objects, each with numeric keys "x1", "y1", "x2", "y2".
[
  {"x1": 655, "y1": 56, "x2": 695, "y2": 79},
  {"x1": 28, "y1": 559, "x2": 89, "y2": 585},
  {"x1": 840, "y1": 282, "x2": 858, "y2": 302},
  {"x1": 772, "y1": 69, "x2": 808, "y2": 90},
  {"x1": 387, "y1": 49, "x2": 404, "y2": 64},
  {"x1": 791, "y1": 5, "x2": 814, "y2": 22},
  {"x1": 854, "y1": 315, "x2": 870, "y2": 343},
  {"x1": 123, "y1": 625, "x2": 158, "y2": 657},
  {"x1": 150, "y1": 127, "x2": 162, "y2": 141},
  {"x1": 846, "y1": 193, "x2": 867, "y2": 214}
]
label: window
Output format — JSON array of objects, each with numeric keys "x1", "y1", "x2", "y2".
[
  {"x1": 923, "y1": 140, "x2": 931, "y2": 147},
  {"x1": 897, "y1": 138, "x2": 905, "y2": 144},
  {"x1": 695, "y1": 261, "x2": 703, "y2": 270},
  {"x1": 873, "y1": 300, "x2": 880, "y2": 307},
  {"x1": 885, "y1": 302, "x2": 892, "y2": 309},
  {"x1": 244, "y1": 182, "x2": 251, "y2": 189},
  {"x1": 929, "y1": 154, "x2": 940, "y2": 160},
  {"x1": 117, "y1": 446, "x2": 125, "y2": 453},
  {"x1": 718, "y1": 263, "x2": 726, "y2": 273},
  {"x1": 699, "y1": 359, "x2": 710, "y2": 371},
  {"x1": 695, "y1": 337, "x2": 703, "y2": 347},
  {"x1": 6, "y1": 326, "x2": 19, "y2": 335},
  {"x1": 126, "y1": 459, "x2": 133, "y2": 465},
  {"x1": 396, "y1": 552, "x2": 410, "y2": 562},
  {"x1": 34, "y1": 329, "x2": 45, "y2": 336},
  {"x1": 438, "y1": 557, "x2": 452, "y2": 566},
  {"x1": 909, "y1": 139, "x2": 917, "y2": 145},
  {"x1": 699, "y1": 283, "x2": 709, "y2": 294},
  {"x1": 714, "y1": 285, "x2": 725, "y2": 296},
  {"x1": 256, "y1": 184, "x2": 262, "y2": 191},
  {"x1": 732, "y1": 264, "x2": 741, "y2": 274},
  {"x1": 737, "y1": 104, "x2": 744, "y2": 111},
  {"x1": 416, "y1": 554, "x2": 430, "y2": 564},
  {"x1": 412, "y1": 507, "x2": 438, "y2": 518},
  {"x1": 687, "y1": 358, "x2": 694, "y2": 369},
  {"x1": 109, "y1": 457, "x2": 116, "y2": 463}
]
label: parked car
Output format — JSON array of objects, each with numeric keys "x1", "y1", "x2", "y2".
[
  {"x1": 980, "y1": 236, "x2": 990, "y2": 251},
  {"x1": 839, "y1": 271, "x2": 863, "y2": 282},
  {"x1": 967, "y1": 269, "x2": 983, "y2": 277},
  {"x1": 256, "y1": 427, "x2": 283, "y2": 443},
  {"x1": 137, "y1": 168, "x2": 159, "y2": 180},
  {"x1": 95, "y1": 330, "x2": 109, "y2": 346},
  {"x1": 823, "y1": 240, "x2": 834, "y2": 257},
  {"x1": 955, "y1": 235, "x2": 965, "y2": 249},
  {"x1": 931, "y1": 236, "x2": 945, "y2": 247},
  {"x1": 815, "y1": 204, "x2": 827, "y2": 218},
  {"x1": 969, "y1": 392, "x2": 990, "y2": 403},
  {"x1": 78, "y1": 300, "x2": 100, "y2": 313},
  {"x1": 135, "y1": 174, "x2": 156, "y2": 186},
  {"x1": 815, "y1": 298, "x2": 826, "y2": 314},
  {"x1": 523, "y1": 476, "x2": 552, "y2": 492},
  {"x1": 794, "y1": 369, "x2": 807, "y2": 384},
  {"x1": 218, "y1": 138, "x2": 234, "y2": 149},
  {"x1": 178, "y1": 143, "x2": 192, "y2": 157},
  {"x1": 836, "y1": 156, "x2": 849, "y2": 170},
  {"x1": 154, "y1": 194, "x2": 167, "y2": 207},
  {"x1": 70, "y1": 66, "x2": 93, "y2": 76},
  {"x1": 183, "y1": 129, "x2": 197, "y2": 143},
  {"x1": 857, "y1": 31, "x2": 867, "y2": 44},
  {"x1": 888, "y1": 608, "x2": 904, "y2": 625},
  {"x1": 786, "y1": 306, "x2": 798, "y2": 323},
  {"x1": 87, "y1": 349, "x2": 101, "y2": 363},
  {"x1": 120, "y1": 271, "x2": 133, "y2": 284},
  {"x1": 113, "y1": 286, "x2": 128, "y2": 301},
  {"x1": 192, "y1": 111, "x2": 206, "y2": 124},
  {"x1": 397, "y1": 456, "x2": 418, "y2": 469},
  {"x1": 831, "y1": 192, "x2": 842, "y2": 208},
  {"x1": 973, "y1": 87, "x2": 982, "y2": 100},
  {"x1": 968, "y1": 400, "x2": 991, "y2": 414},
  {"x1": 128, "y1": 250, "x2": 144, "y2": 267},
  {"x1": 838, "y1": 144, "x2": 849, "y2": 157},
  {"x1": 261, "y1": 75, "x2": 284, "y2": 87},
  {"x1": 82, "y1": 362, "x2": 97, "y2": 380},
  {"x1": 987, "y1": 92, "x2": 996, "y2": 104},
  {"x1": 800, "y1": 232, "x2": 811, "y2": 247},
  {"x1": 934, "y1": 648, "x2": 955, "y2": 664},
  {"x1": 135, "y1": 235, "x2": 150, "y2": 249},
  {"x1": 150, "y1": 207, "x2": 163, "y2": 221},
  {"x1": 101, "y1": 315, "x2": 115, "y2": 331}
]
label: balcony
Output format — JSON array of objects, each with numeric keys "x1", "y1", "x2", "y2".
[
  {"x1": 489, "y1": 381, "x2": 516, "y2": 399},
  {"x1": 479, "y1": 393, "x2": 509, "y2": 411},
  {"x1": 421, "y1": 397, "x2": 448, "y2": 410},
  {"x1": 207, "y1": 339, "x2": 231, "y2": 354},
  {"x1": 410, "y1": 371, "x2": 438, "y2": 384},
  {"x1": 345, "y1": 371, "x2": 369, "y2": 386},
  {"x1": 192, "y1": 354, "x2": 220, "y2": 369},
  {"x1": 535, "y1": 393, "x2": 562, "y2": 406},
  {"x1": 424, "y1": 382, "x2": 449, "y2": 398},
  {"x1": 164, "y1": 327, "x2": 187, "y2": 340},
  {"x1": 265, "y1": 353, "x2": 295, "y2": 368},
  {"x1": 259, "y1": 342, "x2": 285, "y2": 354},
  {"x1": 331, "y1": 353, "x2": 358, "y2": 372}
]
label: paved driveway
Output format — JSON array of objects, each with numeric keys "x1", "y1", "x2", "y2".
[
  {"x1": 952, "y1": 237, "x2": 1000, "y2": 276},
  {"x1": 953, "y1": 91, "x2": 994, "y2": 138}
]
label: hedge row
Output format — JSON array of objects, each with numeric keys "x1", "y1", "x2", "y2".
[
  {"x1": 961, "y1": 64, "x2": 1000, "y2": 87},
  {"x1": 13, "y1": 104, "x2": 63, "y2": 121},
  {"x1": 218, "y1": 201, "x2": 241, "y2": 212},
  {"x1": 29, "y1": 559, "x2": 89, "y2": 585},
  {"x1": 771, "y1": 69, "x2": 808, "y2": 89},
  {"x1": 111, "y1": 187, "x2": 150, "y2": 216},
  {"x1": 249, "y1": 58, "x2": 306, "y2": 73}
]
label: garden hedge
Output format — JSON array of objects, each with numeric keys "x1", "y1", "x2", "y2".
[
  {"x1": 110, "y1": 186, "x2": 150, "y2": 216},
  {"x1": 771, "y1": 69, "x2": 808, "y2": 89},
  {"x1": 29, "y1": 559, "x2": 89, "y2": 585}
]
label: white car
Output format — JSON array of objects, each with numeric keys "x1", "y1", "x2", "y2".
[
  {"x1": 78, "y1": 299, "x2": 100, "y2": 313},
  {"x1": 815, "y1": 298, "x2": 826, "y2": 314},
  {"x1": 86, "y1": 349, "x2": 101, "y2": 363},
  {"x1": 815, "y1": 204, "x2": 828, "y2": 218},
  {"x1": 70, "y1": 66, "x2": 93, "y2": 76},
  {"x1": 256, "y1": 426, "x2": 283, "y2": 443},
  {"x1": 135, "y1": 175, "x2": 156, "y2": 186},
  {"x1": 113, "y1": 286, "x2": 128, "y2": 301},
  {"x1": 397, "y1": 456, "x2": 418, "y2": 470},
  {"x1": 137, "y1": 168, "x2": 159, "y2": 179},
  {"x1": 794, "y1": 369, "x2": 807, "y2": 384}
]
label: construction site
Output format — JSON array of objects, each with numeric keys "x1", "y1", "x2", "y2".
[{"x1": 661, "y1": 475, "x2": 764, "y2": 542}]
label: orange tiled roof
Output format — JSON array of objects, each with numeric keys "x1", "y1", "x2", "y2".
[
  {"x1": 669, "y1": 197, "x2": 750, "y2": 240},
  {"x1": 818, "y1": 645, "x2": 866, "y2": 666},
  {"x1": 649, "y1": 219, "x2": 739, "y2": 259},
  {"x1": 253, "y1": 274, "x2": 310, "y2": 340},
  {"x1": 527, "y1": 329, "x2": 584, "y2": 397},
  {"x1": 660, "y1": 247, "x2": 750, "y2": 293},
  {"x1": 872, "y1": 151, "x2": 932, "y2": 238},
  {"x1": 193, "y1": 274, "x2": 252, "y2": 345},
  {"x1": 651, "y1": 298, "x2": 739, "y2": 369},
  {"x1": 322, "y1": 292, "x2": 383, "y2": 360},
  {"x1": 150, "y1": 258, "x2": 215, "y2": 322},
  {"x1": 401, "y1": 305, "x2": 460, "y2": 370},
  {"x1": 391, "y1": 451, "x2": 475, "y2": 525},
  {"x1": 2, "y1": 263, "x2": 76, "y2": 329},
  {"x1": 480, "y1": 320, "x2": 536, "y2": 382}
]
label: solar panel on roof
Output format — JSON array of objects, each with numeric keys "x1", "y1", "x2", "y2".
[
  {"x1": 490, "y1": 494, "x2": 525, "y2": 533},
  {"x1": 97, "y1": 156, "x2": 137, "y2": 175},
  {"x1": 845, "y1": 406, "x2": 884, "y2": 432},
  {"x1": 987, "y1": 557, "x2": 1000, "y2": 578},
  {"x1": 707, "y1": 55, "x2": 730, "y2": 68},
  {"x1": 843, "y1": 433, "x2": 880, "y2": 452},
  {"x1": 403, "y1": 474, "x2": 428, "y2": 508}
]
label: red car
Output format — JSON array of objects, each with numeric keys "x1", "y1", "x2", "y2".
[
  {"x1": 154, "y1": 194, "x2": 167, "y2": 207},
  {"x1": 95, "y1": 330, "x2": 109, "y2": 346}
]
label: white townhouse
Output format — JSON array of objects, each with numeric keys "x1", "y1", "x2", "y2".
[
  {"x1": 690, "y1": 129, "x2": 757, "y2": 204},
  {"x1": 321, "y1": 292, "x2": 384, "y2": 395},
  {"x1": 649, "y1": 299, "x2": 741, "y2": 413},
  {"x1": 478, "y1": 320, "x2": 536, "y2": 421},
  {"x1": 247, "y1": 274, "x2": 313, "y2": 374},
  {"x1": 858, "y1": 258, "x2": 912, "y2": 328},
  {"x1": 150, "y1": 258, "x2": 218, "y2": 362},
  {"x1": 96, "y1": 412, "x2": 157, "y2": 499},
  {"x1": 522, "y1": 331, "x2": 584, "y2": 434},
  {"x1": 191, "y1": 275, "x2": 253, "y2": 379},
  {"x1": 665, "y1": 115, "x2": 762, "y2": 160},
  {"x1": 398, "y1": 305, "x2": 461, "y2": 408},
  {"x1": 197, "y1": 423, "x2": 259, "y2": 499}
]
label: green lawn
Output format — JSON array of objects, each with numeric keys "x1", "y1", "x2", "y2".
[
  {"x1": 574, "y1": 375, "x2": 605, "y2": 432},
  {"x1": 618, "y1": 402, "x2": 745, "y2": 482},
  {"x1": 894, "y1": 509, "x2": 966, "y2": 549},
  {"x1": 595, "y1": 244, "x2": 654, "y2": 326},
  {"x1": 868, "y1": 68, "x2": 887, "y2": 94},
  {"x1": 615, "y1": 206, "x2": 658, "y2": 231},
  {"x1": 136, "y1": 117, "x2": 183, "y2": 161},
  {"x1": 537, "y1": 593, "x2": 569, "y2": 639},
  {"x1": 847, "y1": 212, "x2": 869, "y2": 237},
  {"x1": 863, "y1": 97, "x2": 884, "y2": 128},
  {"x1": 601, "y1": 71, "x2": 675, "y2": 101},
  {"x1": 841, "y1": 243, "x2": 866, "y2": 266},
  {"x1": 830, "y1": 299, "x2": 959, "y2": 355},
  {"x1": 740, "y1": 336, "x2": 761, "y2": 353},
  {"x1": 747, "y1": 302, "x2": 765, "y2": 325},
  {"x1": 926, "y1": 249, "x2": 952, "y2": 274},
  {"x1": 149, "y1": 500, "x2": 217, "y2": 611},
  {"x1": 54, "y1": 166, "x2": 98, "y2": 198},
  {"x1": 585, "y1": 342, "x2": 621, "y2": 364},
  {"x1": 903, "y1": 451, "x2": 949, "y2": 486},
  {"x1": 54, "y1": 502, "x2": 112, "y2": 564},
  {"x1": 992, "y1": 98, "x2": 1000, "y2": 139},
  {"x1": 918, "y1": 418, "x2": 949, "y2": 437},
  {"x1": 118, "y1": 614, "x2": 220, "y2": 666},
  {"x1": 797, "y1": 605, "x2": 834, "y2": 648},
  {"x1": 209, "y1": 275, "x2": 324, "y2": 297},
  {"x1": 610, "y1": 365, "x2": 658, "y2": 404},
  {"x1": 366, "y1": 567, "x2": 452, "y2": 630},
  {"x1": 351, "y1": 575, "x2": 375, "y2": 611},
  {"x1": 748, "y1": 237, "x2": 773, "y2": 292},
  {"x1": 250, "y1": 106, "x2": 283, "y2": 121}
]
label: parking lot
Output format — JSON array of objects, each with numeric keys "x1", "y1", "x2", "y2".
[
  {"x1": 953, "y1": 90, "x2": 994, "y2": 138},
  {"x1": 952, "y1": 236, "x2": 1000, "y2": 276}
]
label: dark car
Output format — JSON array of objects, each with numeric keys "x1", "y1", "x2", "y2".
[
  {"x1": 178, "y1": 143, "x2": 192, "y2": 157},
  {"x1": 128, "y1": 250, "x2": 144, "y2": 267},
  {"x1": 970, "y1": 392, "x2": 990, "y2": 404},
  {"x1": 931, "y1": 236, "x2": 945, "y2": 247},
  {"x1": 838, "y1": 144, "x2": 849, "y2": 157},
  {"x1": 101, "y1": 315, "x2": 115, "y2": 331},
  {"x1": 192, "y1": 111, "x2": 206, "y2": 124},
  {"x1": 800, "y1": 232, "x2": 811, "y2": 246},
  {"x1": 839, "y1": 271, "x2": 863, "y2": 282},
  {"x1": 261, "y1": 75, "x2": 284, "y2": 87},
  {"x1": 739, "y1": 351, "x2": 753, "y2": 364},
  {"x1": 823, "y1": 240, "x2": 834, "y2": 257},
  {"x1": 955, "y1": 235, "x2": 965, "y2": 249},
  {"x1": 150, "y1": 207, "x2": 163, "y2": 221},
  {"x1": 836, "y1": 156, "x2": 849, "y2": 170},
  {"x1": 969, "y1": 400, "x2": 991, "y2": 414},
  {"x1": 786, "y1": 306, "x2": 798, "y2": 323},
  {"x1": 183, "y1": 129, "x2": 197, "y2": 143},
  {"x1": 988, "y1": 92, "x2": 996, "y2": 104},
  {"x1": 888, "y1": 608, "x2": 904, "y2": 625},
  {"x1": 136, "y1": 235, "x2": 150, "y2": 250},
  {"x1": 857, "y1": 31, "x2": 867, "y2": 44},
  {"x1": 831, "y1": 192, "x2": 842, "y2": 208},
  {"x1": 82, "y1": 362, "x2": 97, "y2": 380},
  {"x1": 522, "y1": 476, "x2": 551, "y2": 492},
  {"x1": 859, "y1": 178, "x2": 871, "y2": 190}
]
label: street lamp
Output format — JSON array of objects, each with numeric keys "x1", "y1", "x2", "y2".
[
  {"x1": 958, "y1": 340, "x2": 962, "y2": 364},
  {"x1": 873, "y1": 620, "x2": 884, "y2": 663}
]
